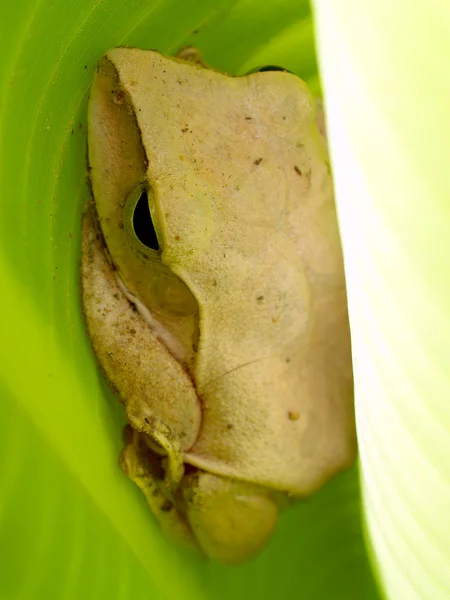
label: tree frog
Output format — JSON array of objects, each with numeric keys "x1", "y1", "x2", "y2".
[{"x1": 81, "y1": 47, "x2": 356, "y2": 565}]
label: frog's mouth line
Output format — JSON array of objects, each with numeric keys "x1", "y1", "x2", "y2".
[
  {"x1": 113, "y1": 265, "x2": 207, "y2": 452},
  {"x1": 114, "y1": 273, "x2": 187, "y2": 365}
]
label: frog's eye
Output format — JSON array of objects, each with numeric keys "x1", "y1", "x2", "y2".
[
  {"x1": 123, "y1": 182, "x2": 161, "y2": 254},
  {"x1": 121, "y1": 181, "x2": 198, "y2": 321},
  {"x1": 132, "y1": 187, "x2": 159, "y2": 251},
  {"x1": 246, "y1": 65, "x2": 293, "y2": 74}
]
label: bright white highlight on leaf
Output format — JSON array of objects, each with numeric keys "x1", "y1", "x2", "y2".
[{"x1": 313, "y1": 1, "x2": 450, "y2": 599}]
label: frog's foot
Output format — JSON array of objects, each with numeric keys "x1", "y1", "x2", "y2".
[
  {"x1": 120, "y1": 426, "x2": 201, "y2": 554},
  {"x1": 180, "y1": 470, "x2": 279, "y2": 565},
  {"x1": 125, "y1": 407, "x2": 184, "y2": 493}
]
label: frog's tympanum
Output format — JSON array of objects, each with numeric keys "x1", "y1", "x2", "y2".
[{"x1": 81, "y1": 47, "x2": 356, "y2": 565}]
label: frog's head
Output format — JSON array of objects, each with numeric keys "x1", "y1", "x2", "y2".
[{"x1": 82, "y1": 48, "x2": 355, "y2": 564}]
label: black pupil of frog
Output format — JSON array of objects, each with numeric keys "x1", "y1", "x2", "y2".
[
  {"x1": 257, "y1": 65, "x2": 287, "y2": 72},
  {"x1": 245, "y1": 65, "x2": 293, "y2": 76},
  {"x1": 133, "y1": 190, "x2": 159, "y2": 251}
]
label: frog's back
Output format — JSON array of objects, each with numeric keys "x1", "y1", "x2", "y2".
[{"x1": 109, "y1": 48, "x2": 356, "y2": 494}]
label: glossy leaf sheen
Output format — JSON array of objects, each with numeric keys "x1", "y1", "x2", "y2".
[
  {"x1": 313, "y1": 1, "x2": 450, "y2": 599},
  {"x1": 0, "y1": 1, "x2": 379, "y2": 598}
]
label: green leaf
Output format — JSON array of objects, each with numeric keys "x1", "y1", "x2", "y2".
[
  {"x1": 0, "y1": 1, "x2": 379, "y2": 598},
  {"x1": 313, "y1": 1, "x2": 450, "y2": 598}
]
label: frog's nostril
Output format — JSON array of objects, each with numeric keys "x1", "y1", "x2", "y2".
[{"x1": 133, "y1": 188, "x2": 159, "y2": 250}]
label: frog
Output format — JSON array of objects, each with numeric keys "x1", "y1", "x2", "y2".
[{"x1": 81, "y1": 46, "x2": 356, "y2": 565}]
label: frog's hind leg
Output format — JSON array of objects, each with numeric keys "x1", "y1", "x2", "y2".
[{"x1": 180, "y1": 470, "x2": 280, "y2": 565}]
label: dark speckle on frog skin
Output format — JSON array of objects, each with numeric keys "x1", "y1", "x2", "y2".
[{"x1": 113, "y1": 90, "x2": 125, "y2": 105}]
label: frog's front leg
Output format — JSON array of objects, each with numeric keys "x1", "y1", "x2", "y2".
[
  {"x1": 126, "y1": 407, "x2": 184, "y2": 493},
  {"x1": 120, "y1": 425, "x2": 200, "y2": 553}
]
